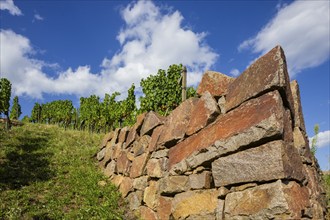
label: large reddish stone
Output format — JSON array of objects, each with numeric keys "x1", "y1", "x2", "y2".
[
  {"x1": 226, "y1": 45, "x2": 294, "y2": 114},
  {"x1": 212, "y1": 140, "x2": 305, "y2": 187},
  {"x1": 158, "y1": 97, "x2": 199, "y2": 147},
  {"x1": 148, "y1": 125, "x2": 163, "y2": 152},
  {"x1": 131, "y1": 135, "x2": 151, "y2": 157},
  {"x1": 118, "y1": 126, "x2": 129, "y2": 143},
  {"x1": 139, "y1": 206, "x2": 157, "y2": 220},
  {"x1": 224, "y1": 180, "x2": 310, "y2": 219},
  {"x1": 109, "y1": 128, "x2": 120, "y2": 146},
  {"x1": 157, "y1": 196, "x2": 172, "y2": 220},
  {"x1": 130, "y1": 153, "x2": 149, "y2": 178},
  {"x1": 126, "y1": 112, "x2": 147, "y2": 147},
  {"x1": 186, "y1": 91, "x2": 220, "y2": 136},
  {"x1": 168, "y1": 91, "x2": 285, "y2": 169},
  {"x1": 140, "y1": 111, "x2": 164, "y2": 136},
  {"x1": 117, "y1": 151, "x2": 131, "y2": 175},
  {"x1": 196, "y1": 71, "x2": 234, "y2": 97},
  {"x1": 119, "y1": 177, "x2": 133, "y2": 198},
  {"x1": 290, "y1": 80, "x2": 306, "y2": 131},
  {"x1": 100, "y1": 131, "x2": 114, "y2": 149},
  {"x1": 143, "y1": 180, "x2": 159, "y2": 210}
]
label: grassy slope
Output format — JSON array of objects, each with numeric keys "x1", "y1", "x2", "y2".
[{"x1": 0, "y1": 123, "x2": 123, "y2": 219}]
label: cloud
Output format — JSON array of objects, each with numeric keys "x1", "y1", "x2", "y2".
[
  {"x1": 229, "y1": 68, "x2": 240, "y2": 77},
  {"x1": 34, "y1": 13, "x2": 44, "y2": 21},
  {"x1": 309, "y1": 130, "x2": 330, "y2": 148},
  {"x1": 0, "y1": 1, "x2": 218, "y2": 100},
  {"x1": 238, "y1": 1, "x2": 330, "y2": 77},
  {"x1": 0, "y1": 0, "x2": 22, "y2": 16}
]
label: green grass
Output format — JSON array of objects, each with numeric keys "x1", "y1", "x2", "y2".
[{"x1": 0, "y1": 123, "x2": 124, "y2": 219}]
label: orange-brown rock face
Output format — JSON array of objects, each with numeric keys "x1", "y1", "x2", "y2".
[{"x1": 96, "y1": 45, "x2": 326, "y2": 220}]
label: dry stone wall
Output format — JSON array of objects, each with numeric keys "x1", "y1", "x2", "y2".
[{"x1": 97, "y1": 45, "x2": 327, "y2": 219}]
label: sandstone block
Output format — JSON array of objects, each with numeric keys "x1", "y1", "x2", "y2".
[
  {"x1": 126, "y1": 113, "x2": 146, "y2": 147},
  {"x1": 158, "y1": 98, "x2": 198, "y2": 147},
  {"x1": 139, "y1": 206, "x2": 157, "y2": 220},
  {"x1": 109, "y1": 128, "x2": 120, "y2": 146},
  {"x1": 131, "y1": 135, "x2": 150, "y2": 157},
  {"x1": 168, "y1": 91, "x2": 285, "y2": 169},
  {"x1": 148, "y1": 125, "x2": 163, "y2": 152},
  {"x1": 127, "y1": 190, "x2": 143, "y2": 210},
  {"x1": 293, "y1": 126, "x2": 312, "y2": 163},
  {"x1": 186, "y1": 91, "x2": 220, "y2": 136},
  {"x1": 111, "y1": 143, "x2": 122, "y2": 160},
  {"x1": 119, "y1": 177, "x2": 133, "y2": 198},
  {"x1": 143, "y1": 180, "x2": 159, "y2": 210},
  {"x1": 224, "y1": 180, "x2": 310, "y2": 219},
  {"x1": 218, "y1": 96, "x2": 226, "y2": 114},
  {"x1": 159, "y1": 176, "x2": 189, "y2": 195},
  {"x1": 196, "y1": 71, "x2": 234, "y2": 97},
  {"x1": 118, "y1": 126, "x2": 129, "y2": 143},
  {"x1": 151, "y1": 149, "x2": 169, "y2": 159},
  {"x1": 212, "y1": 140, "x2": 304, "y2": 187},
  {"x1": 130, "y1": 153, "x2": 149, "y2": 178},
  {"x1": 157, "y1": 196, "x2": 172, "y2": 220},
  {"x1": 290, "y1": 80, "x2": 306, "y2": 131},
  {"x1": 133, "y1": 176, "x2": 149, "y2": 191},
  {"x1": 189, "y1": 171, "x2": 212, "y2": 189},
  {"x1": 111, "y1": 174, "x2": 124, "y2": 187},
  {"x1": 97, "y1": 147, "x2": 106, "y2": 161},
  {"x1": 103, "y1": 160, "x2": 116, "y2": 177},
  {"x1": 116, "y1": 151, "x2": 131, "y2": 175},
  {"x1": 146, "y1": 158, "x2": 168, "y2": 178},
  {"x1": 101, "y1": 143, "x2": 114, "y2": 168},
  {"x1": 100, "y1": 131, "x2": 114, "y2": 149},
  {"x1": 226, "y1": 45, "x2": 294, "y2": 114},
  {"x1": 140, "y1": 111, "x2": 164, "y2": 136},
  {"x1": 172, "y1": 189, "x2": 218, "y2": 219}
]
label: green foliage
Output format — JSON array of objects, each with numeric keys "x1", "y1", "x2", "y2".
[
  {"x1": 31, "y1": 103, "x2": 42, "y2": 123},
  {"x1": 140, "y1": 64, "x2": 196, "y2": 116},
  {"x1": 21, "y1": 115, "x2": 30, "y2": 123},
  {"x1": 0, "y1": 123, "x2": 123, "y2": 219},
  {"x1": 311, "y1": 124, "x2": 320, "y2": 155},
  {"x1": 0, "y1": 78, "x2": 12, "y2": 129},
  {"x1": 10, "y1": 96, "x2": 22, "y2": 120}
]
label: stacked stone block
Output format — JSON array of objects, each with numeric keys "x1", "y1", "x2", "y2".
[{"x1": 97, "y1": 45, "x2": 326, "y2": 219}]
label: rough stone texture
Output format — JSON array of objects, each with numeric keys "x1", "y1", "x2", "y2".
[
  {"x1": 151, "y1": 149, "x2": 169, "y2": 159},
  {"x1": 103, "y1": 160, "x2": 116, "y2": 177},
  {"x1": 146, "y1": 158, "x2": 168, "y2": 178},
  {"x1": 118, "y1": 126, "x2": 129, "y2": 143},
  {"x1": 218, "y1": 96, "x2": 226, "y2": 114},
  {"x1": 224, "y1": 180, "x2": 310, "y2": 219},
  {"x1": 131, "y1": 135, "x2": 150, "y2": 157},
  {"x1": 143, "y1": 180, "x2": 159, "y2": 210},
  {"x1": 130, "y1": 153, "x2": 149, "y2": 178},
  {"x1": 140, "y1": 111, "x2": 164, "y2": 136},
  {"x1": 226, "y1": 45, "x2": 294, "y2": 114},
  {"x1": 139, "y1": 206, "x2": 157, "y2": 220},
  {"x1": 97, "y1": 147, "x2": 106, "y2": 161},
  {"x1": 172, "y1": 189, "x2": 218, "y2": 219},
  {"x1": 116, "y1": 151, "x2": 130, "y2": 174},
  {"x1": 148, "y1": 125, "x2": 163, "y2": 152},
  {"x1": 157, "y1": 196, "x2": 172, "y2": 220},
  {"x1": 133, "y1": 176, "x2": 149, "y2": 191},
  {"x1": 127, "y1": 191, "x2": 143, "y2": 210},
  {"x1": 100, "y1": 131, "x2": 114, "y2": 149},
  {"x1": 189, "y1": 171, "x2": 212, "y2": 189},
  {"x1": 186, "y1": 91, "x2": 220, "y2": 136},
  {"x1": 212, "y1": 140, "x2": 305, "y2": 187},
  {"x1": 196, "y1": 70, "x2": 234, "y2": 97},
  {"x1": 168, "y1": 90, "x2": 285, "y2": 169},
  {"x1": 119, "y1": 177, "x2": 133, "y2": 198},
  {"x1": 290, "y1": 80, "x2": 306, "y2": 131},
  {"x1": 158, "y1": 97, "x2": 199, "y2": 147},
  {"x1": 160, "y1": 176, "x2": 189, "y2": 195},
  {"x1": 96, "y1": 45, "x2": 326, "y2": 220}
]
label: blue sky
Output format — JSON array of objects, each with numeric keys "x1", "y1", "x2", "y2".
[{"x1": 0, "y1": 0, "x2": 329, "y2": 170}]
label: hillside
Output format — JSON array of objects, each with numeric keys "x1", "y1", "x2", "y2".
[{"x1": 0, "y1": 123, "x2": 123, "y2": 219}]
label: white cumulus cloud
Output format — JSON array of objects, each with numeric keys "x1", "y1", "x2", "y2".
[
  {"x1": 0, "y1": 1, "x2": 218, "y2": 100},
  {"x1": 238, "y1": 0, "x2": 330, "y2": 77},
  {"x1": 0, "y1": 0, "x2": 22, "y2": 16},
  {"x1": 229, "y1": 68, "x2": 240, "y2": 77},
  {"x1": 34, "y1": 13, "x2": 44, "y2": 21},
  {"x1": 309, "y1": 130, "x2": 330, "y2": 148}
]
